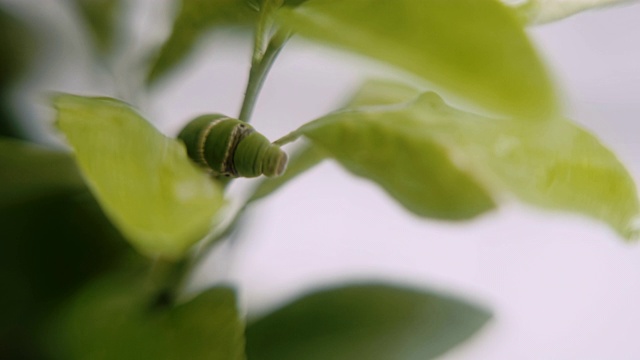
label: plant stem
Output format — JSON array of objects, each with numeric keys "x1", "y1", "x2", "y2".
[
  {"x1": 238, "y1": 29, "x2": 292, "y2": 122},
  {"x1": 164, "y1": 13, "x2": 293, "y2": 301}
]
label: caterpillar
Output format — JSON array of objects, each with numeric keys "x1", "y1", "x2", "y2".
[{"x1": 178, "y1": 114, "x2": 287, "y2": 178}]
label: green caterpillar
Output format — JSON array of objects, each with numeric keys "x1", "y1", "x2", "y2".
[{"x1": 178, "y1": 114, "x2": 287, "y2": 178}]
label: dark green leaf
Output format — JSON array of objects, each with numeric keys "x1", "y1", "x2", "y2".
[
  {"x1": 295, "y1": 86, "x2": 640, "y2": 238},
  {"x1": 0, "y1": 9, "x2": 37, "y2": 139},
  {"x1": 47, "y1": 272, "x2": 245, "y2": 360},
  {"x1": 277, "y1": 0, "x2": 558, "y2": 119},
  {"x1": 71, "y1": 0, "x2": 120, "y2": 53},
  {"x1": 0, "y1": 192, "x2": 132, "y2": 360},
  {"x1": 0, "y1": 138, "x2": 86, "y2": 208},
  {"x1": 249, "y1": 143, "x2": 326, "y2": 202},
  {"x1": 147, "y1": 0, "x2": 257, "y2": 84},
  {"x1": 0, "y1": 8, "x2": 36, "y2": 87},
  {"x1": 0, "y1": 140, "x2": 132, "y2": 358},
  {"x1": 53, "y1": 94, "x2": 226, "y2": 259},
  {"x1": 246, "y1": 283, "x2": 491, "y2": 360}
]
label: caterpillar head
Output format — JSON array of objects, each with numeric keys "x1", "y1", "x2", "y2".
[{"x1": 178, "y1": 114, "x2": 287, "y2": 178}]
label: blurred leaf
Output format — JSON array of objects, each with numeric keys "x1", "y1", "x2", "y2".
[
  {"x1": 71, "y1": 0, "x2": 120, "y2": 53},
  {"x1": 424, "y1": 99, "x2": 640, "y2": 240},
  {"x1": 295, "y1": 86, "x2": 640, "y2": 238},
  {"x1": 0, "y1": 141, "x2": 129, "y2": 360},
  {"x1": 48, "y1": 272, "x2": 244, "y2": 360},
  {"x1": 507, "y1": 0, "x2": 639, "y2": 24},
  {"x1": 0, "y1": 138, "x2": 86, "y2": 207},
  {"x1": 283, "y1": 0, "x2": 310, "y2": 7},
  {"x1": 0, "y1": 192, "x2": 132, "y2": 360},
  {"x1": 295, "y1": 98, "x2": 497, "y2": 220},
  {"x1": 0, "y1": 8, "x2": 36, "y2": 86},
  {"x1": 1, "y1": 8, "x2": 37, "y2": 138},
  {"x1": 246, "y1": 283, "x2": 491, "y2": 360},
  {"x1": 53, "y1": 94, "x2": 225, "y2": 259},
  {"x1": 249, "y1": 143, "x2": 326, "y2": 202},
  {"x1": 344, "y1": 79, "x2": 421, "y2": 108},
  {"x1": 277, "y1": 0, "x2": 558, "y2": 119},
  {"x1": 147, "y1": 0, "x2": 257, "y2": 85}
]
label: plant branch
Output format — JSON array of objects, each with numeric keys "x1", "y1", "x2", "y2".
[
  {"x1": 164, "y1": 7, "x2": 293, "y2": 299},
  {"x1": 238, "y1": 29, "x2": 292, "y2": 122}
]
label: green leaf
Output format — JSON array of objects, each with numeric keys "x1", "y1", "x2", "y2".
[
  {"x1": 53, "y1": 94, "x2": 225, "y2": 259},
  {"x1": 147, "y1": 0, "x2": 257, "y2": 84},
  {"x1": 0, "y1": 138, "x2": 86, "y2": 207},
  {"x1": 249, "y1": 143, "x2": 326, "y2": 203},
  {"x1": 295, "y1": 100, "x2": 497, "y2": 220},
  {"x1": 71, "y1": 0, "x2": 120, "y2": 53},
  {"x1": 277, "y1": 0, "x2": 558, "y2": 119},
  {"x1": 248, "y1": 79, "x2": 422, "y2": 204},
  {"x1": 508, "y1": 0, "x2": 639, "y2": 24},
  {"x1": 425, "y1": 100, "x2": 640, "y2": 240},
  {"x1": 246, "y1": 283, "x2": 491, "y2": 360},
  {"x1": 47, "y1": 272, "x2": 245, "y2": 360},
  {"x1": 283, "y1": 0, "x2": 310, "y2": 7},
  {"x1": 295, "y1": 86, "x2": 640, "y2": 239},
  {"x1": 344, "y1": 79, "x2": 421, "y2": 108}
]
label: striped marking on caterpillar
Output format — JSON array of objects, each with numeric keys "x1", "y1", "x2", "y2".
[{"x1": 178, "y1": 114, "x2": 287, "y2": 178}]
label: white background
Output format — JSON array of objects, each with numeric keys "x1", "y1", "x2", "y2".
[{"x1": 4, "y1": 0, "x2": 640, "y2": 359}]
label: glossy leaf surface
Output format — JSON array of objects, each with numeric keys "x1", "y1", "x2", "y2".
[
  {"x1": 295, "y1": 86, "x2": 639, "y2": 238},
  {"x1": 246, "y1": 283, "x2": 491, "y2": 360},
  {"x1": 48, "y1": 273, "x2": 244, "y2": 360},
  {"x1": 54, "y1": 94, "x2": 225, "y2": 259},
  {"x1": 147, "y1": 0, "x2": 257, "y2": 84},
  {"x1": 277, "y1": 0, "x2": 558, "y2": 119}
]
